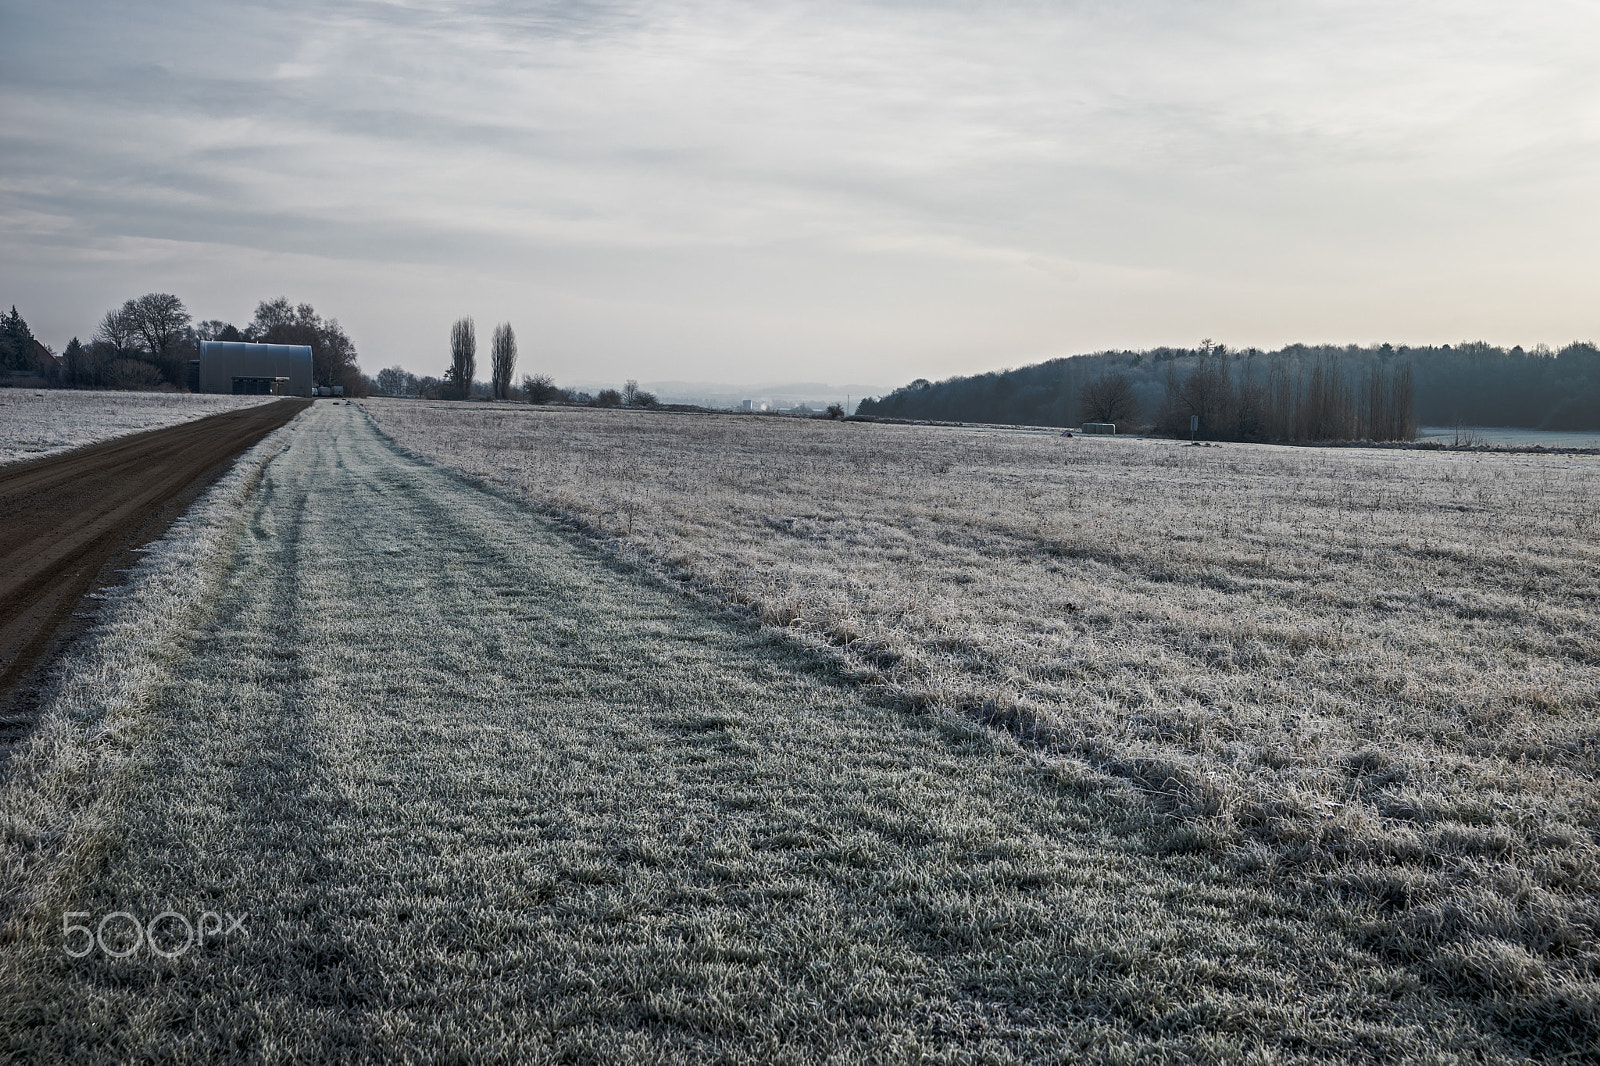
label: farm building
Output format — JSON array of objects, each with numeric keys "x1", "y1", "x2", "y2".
[{"x1": 190, "y1": 341, "x2": 314, "y2": 396}]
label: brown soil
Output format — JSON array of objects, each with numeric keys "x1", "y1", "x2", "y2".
[{"x1": 0, "y1": 398, "x2": 311, "y2": 748}]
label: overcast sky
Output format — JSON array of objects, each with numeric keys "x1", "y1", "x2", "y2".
[{"x1": 3, "y1": 0, "x2": 1596, "y2": 387}]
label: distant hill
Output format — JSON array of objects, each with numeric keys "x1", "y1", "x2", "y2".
[{"x1": 857, "y1": 342, "x2": 1600, "y2": 437}]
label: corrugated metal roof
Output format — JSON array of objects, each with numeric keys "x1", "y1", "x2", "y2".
[{"x1": 199, "y1": 341, "x2": 313, "y2": 360}]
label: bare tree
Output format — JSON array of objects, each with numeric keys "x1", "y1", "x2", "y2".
[
  {"x1": 1233, "y1": 355, "x2": 1269, "y2": 441},
  {"x1": 447, "y1": 317, "x2": 476, "y2": 400},
  {"x1": 1393, "y1": 361, "x2": 1416, "y2": 441},
  {"x1": 249, "y1": 296, "x2": 298, "y2": 336},
  {"x1": 490, "y1": 323, "x2": 517, "y2": 400},
  {"x1": 375, "y1": 366, "x2": 420, "y2": 397},
  {"x1": 90, "y1": 295, "x2": 189, "y2": 387},
  {"x1": 1361, "y1": 360, "x2": 1417, "y2": 441},
  {"x1": 1079, "y1": 371, "x2": 1138, "y2": 427},
  {"x1": 249, "y1": 297, "x2": 362, "y2": 392},
  {"x1": 94, "y1": 305, "x2": 138, "y2": 354},
  {"x1": 195, "y1": 318, "x2": 242, "y2": 342},
  {"x1": 620, "y1": 379, "x2": 658, "y2": 407},
  {"x1": 1177, "y1": 353, "x2": 1235, "y2": 438},
  {"x1": 1300, "y1": 354, "x2": 1356, "y2": 441},
  {"x1": 127, "y1": 293, "x2": 191, "y2": 368}
]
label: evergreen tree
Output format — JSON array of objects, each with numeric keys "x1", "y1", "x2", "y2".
[{"x1": 1, "y1": 305, "x2": 36, "y2": 371}]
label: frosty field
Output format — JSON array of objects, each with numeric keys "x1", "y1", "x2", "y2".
[
  {"x1": 1, "y1": 400, "x2": 1595, "y2": 1061},
  {"x1": 0, "y1": 389, "x2": 272, "y2": 465},
  {"x1": 364, "y1": 398, "x2": 1600, "y2": 1057}
]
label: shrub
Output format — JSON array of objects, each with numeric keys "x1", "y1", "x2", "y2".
[{"x1": 522, "y1": 374, "x2": 560, "y2": 404}]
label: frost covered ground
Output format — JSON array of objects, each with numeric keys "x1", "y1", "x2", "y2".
[
  {"x1": 0, "y1": 389, "x2": 272, "y2": 465},
  {"x1": 3, "y1": 403, "x2": 1589, "y2": 1060},
  {"x1": 361, "y1": 398, "x2": 1600, "y2": 1058}
]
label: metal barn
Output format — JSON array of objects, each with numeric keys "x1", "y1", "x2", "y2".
[{"x1": 191, "y1": 341, "x2": 314, "y2": 397}]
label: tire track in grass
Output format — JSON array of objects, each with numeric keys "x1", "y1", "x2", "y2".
[
  {"x1": 5, "y1": 404, "x2": 1533, "y2": 1063},
  {"x1": 17, "y1": 414, "x2": 372, "y2": 1058}
]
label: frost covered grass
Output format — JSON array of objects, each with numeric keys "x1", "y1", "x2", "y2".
[
  {"x1": 0, "y1": 418, "x2": 295, "y2": 998},
  {"x1": 365, "y1": 398, "x2": 1600, "y2": 1055},
  {"x1": 0, "y1": 388, "x2": 272, "y2": 465},
  {"x1": 1, "y1": 403, "x2": 1588, "y2": 1060}
]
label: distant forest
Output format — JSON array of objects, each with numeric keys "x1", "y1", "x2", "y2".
[{"x1": 858, "y1": 342, "x2": 1600, "y2": 440}]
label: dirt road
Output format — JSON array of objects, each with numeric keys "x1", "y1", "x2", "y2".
[{"x1": 0, "y1": 399, "x2": 310, "y2": 719}]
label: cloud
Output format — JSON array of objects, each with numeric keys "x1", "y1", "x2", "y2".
[{"x1": 2, "y1": 0, "x2": 1597, "y2": 384}]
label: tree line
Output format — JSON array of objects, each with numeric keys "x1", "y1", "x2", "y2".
[
  {"x1": 369, "y1": 315, "x2": 522, "y2": 401},
  {"x1": 367, "y1": 315, "x2": 663, "y2": 409},
  {"x1": 858, "y1": 340, "x2": 1600, "y2": 439},
  {"x1": 1, "y1": 295, "x2": 364, "y2": 394},
  {"x1": 370, "y1": 362, "x2": 662, "y2": 410}
]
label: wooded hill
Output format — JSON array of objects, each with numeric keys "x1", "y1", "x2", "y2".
[{"x1": 857, "y1": 342, "x2": 1600, "y2": 440}]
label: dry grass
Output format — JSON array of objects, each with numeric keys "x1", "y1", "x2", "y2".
[
  {"x1": 364, "y1": 398, "x2": 1600, "y2": 1054},
  {"x1": 0, "y1": 388, "x2": 273, "y2": 465}
]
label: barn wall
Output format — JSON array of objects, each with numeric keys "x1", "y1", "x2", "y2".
[{"x1": 197, "y1": 342, "x2": 314, "y2": 397}]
